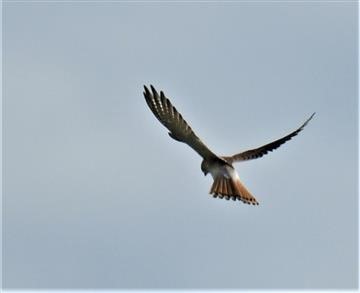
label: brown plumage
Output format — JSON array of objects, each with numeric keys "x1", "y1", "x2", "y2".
[
  {"x1": 222, "y1": 112, "x2": 315, "y2": 163},
  {"x1": 210, "y1": 176, "x2": 258, "y2": 205},
  {"x1": 143, "y1": 85, "x2": 314, "y2": 206}
]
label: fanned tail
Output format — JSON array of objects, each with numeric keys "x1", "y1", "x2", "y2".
[{"x1": 210, "y1": 176, "x2": 259, "y2": 205}]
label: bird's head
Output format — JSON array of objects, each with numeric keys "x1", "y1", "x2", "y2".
[{"x1": 201, "y1": 160, "x2": 210, "y2": 176}]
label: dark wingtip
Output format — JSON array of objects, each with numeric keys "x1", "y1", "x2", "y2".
[
  {"x1": 160, "y1": 90, "x2": 166, "y2": 100},
  {"x1": 150, "y1": 85, "x2": 161, "y2": 98},
  {"x1": 143, "y1": 85, "x2": 150, "y2": 98},
  {"x1": 300, "y1": 112, "x2": 316, "y2": 129}
]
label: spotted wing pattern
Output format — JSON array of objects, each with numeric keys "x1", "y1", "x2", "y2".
[
  {"x1": 223, "y1": 113, "x2": 315, "y2": 163},
  {"x1": 143, "y1": 85, "x2": 223, "y2": 162}
]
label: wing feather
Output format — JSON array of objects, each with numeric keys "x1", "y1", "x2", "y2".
[
  {"x1": 144, "y1": 85, "x2": 223, "y2": 161},
  {"x1": 223, "y1": 113, "x2": 315, "y2": 163}
]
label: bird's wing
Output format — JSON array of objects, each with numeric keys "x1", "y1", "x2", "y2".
[
  {"x1": 223, "y1": 113, "x2": 315, "y2": 163},
  {"x1": 143, "y1": 85, "x2": 223, "y2": 162}
]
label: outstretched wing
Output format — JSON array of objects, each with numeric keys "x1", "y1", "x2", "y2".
[
  {"x1": 143, "y1": 85, "x2": 223, "y2": 162},
  {"x1": 223, "y1": 113, "x2": 315, "y2": 163}
]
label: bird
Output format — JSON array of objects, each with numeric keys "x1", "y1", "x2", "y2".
[{"x1": 143, "y1": 85, "x2": 315, "y2": 205}]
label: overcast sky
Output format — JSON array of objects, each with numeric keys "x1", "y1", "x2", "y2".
[{"x1": 3, "y1": 2, "x2": 358, "y2": 290}]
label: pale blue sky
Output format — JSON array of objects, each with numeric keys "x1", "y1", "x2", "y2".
[{"x1": 3, "y1": 2, "x2": 358, "y2": 289}]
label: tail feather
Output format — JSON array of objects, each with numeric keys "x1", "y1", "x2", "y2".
[
  {"x1": 223, "y1": 179, "x2": 228, "y2": 195},
  {"x1": 218, "y1": 179, "x2": 224, "y2": 194},
  {"x1": 209, "y1": 176, "x2": 259, "y2": 205},
  {"x1": 235, "y1": 179, "x2": 258, "y2": 204},
  {"x1": 210, "y1": 180, "x2": 216, "y2": 194}
]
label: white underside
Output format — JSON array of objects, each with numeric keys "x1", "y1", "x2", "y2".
[{"x1": 209, "y1": 164, "x2": 239, "y2": 181}]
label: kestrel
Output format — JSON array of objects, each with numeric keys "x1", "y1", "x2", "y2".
[{"x1": 143, "y1": 85, "x2": 314, "y2": 205}]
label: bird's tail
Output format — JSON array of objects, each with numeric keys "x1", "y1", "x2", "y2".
[{"x1": 210, "y1": 176, "x2": 259, "y2": 205}]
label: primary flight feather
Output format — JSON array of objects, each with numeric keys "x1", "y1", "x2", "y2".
[{"x1": 143, "y1": 85, "x2": 314, "y2": 205}]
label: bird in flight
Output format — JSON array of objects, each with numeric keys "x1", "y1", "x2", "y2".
[{"x1": 143, "y1": 85, "x2": 314, "y2": 205}]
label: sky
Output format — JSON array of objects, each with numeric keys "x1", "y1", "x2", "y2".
[{"x1": 3, "y1": 1, "x2": 358, "y2": 290}]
